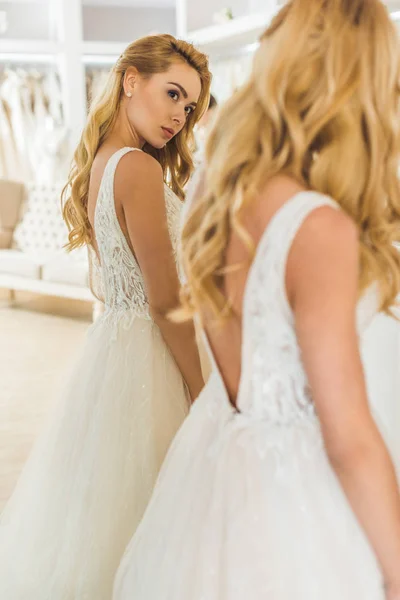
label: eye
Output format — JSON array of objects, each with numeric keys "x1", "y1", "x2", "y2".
[
  {"x1": 168, "y1": 90, "x2": 179, "y2": 101},
  {"x1": 185, "y1": 105, "x2": 194, "y2": 116}
]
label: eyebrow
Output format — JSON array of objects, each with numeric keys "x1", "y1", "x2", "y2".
[{"x1": 167, "y1": 81, "x2": 197, "y2": 106}]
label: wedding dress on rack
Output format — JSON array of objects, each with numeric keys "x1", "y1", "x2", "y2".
[
  {"x1": 0, "y1": 91, "x2": 19, "y2": 179},
  {"x1": 0, "y1": 66, "x2": 70, "y2": 184}
]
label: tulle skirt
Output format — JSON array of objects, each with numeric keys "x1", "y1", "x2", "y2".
[
  {"x1": 0, "y1": 310, "x2": 189, "y2": 599},
  {"x1": 114, "y1": 375, "x2": 385, "y2": 600}
]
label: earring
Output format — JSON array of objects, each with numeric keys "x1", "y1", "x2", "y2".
[{"x1": 126, "y1": 91, "x2": 132, "y2": 98}]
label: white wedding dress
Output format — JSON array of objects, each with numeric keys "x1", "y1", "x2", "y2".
[
  {"x1": 114, "y1": 191, "x2": 385, "y2": 599},
  {"x1": 0, "y1": 147, "x2": 189, "y2": 599}
]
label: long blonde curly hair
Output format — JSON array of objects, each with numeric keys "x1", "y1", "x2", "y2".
[
  {"x1": 62, "y1": 34, "x2": 211, "y2": 251},
  {"x1": 180, "y1": 0, "x2": 400, "y2": 322}
]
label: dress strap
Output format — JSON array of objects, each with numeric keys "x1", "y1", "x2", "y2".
[{"x1": 248, "y1": 190, "x2": 341, "y2": 325}]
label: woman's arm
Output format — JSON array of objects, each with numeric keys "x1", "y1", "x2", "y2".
[
  {"x1": 115, "y1": 150, "x2": 204, "y2": 402},
  {"x1": 287, "y1": 205, "x2": 400, "y2": 593}
]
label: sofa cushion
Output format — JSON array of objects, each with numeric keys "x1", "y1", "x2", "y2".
[
  {"x1": 0, "y1": 249, "x2": 42, "y2": 279},
  {"x1": 42, "y1": 253, "x2": 88, "y2": 288}
]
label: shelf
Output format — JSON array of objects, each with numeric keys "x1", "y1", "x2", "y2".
[
  {"x1": 0, "y1": 39, "x2": 61, "y2": 63},
  {"x1": 83, "y1": 41, "x2": 128, "y2": 56},
  {"x1": 82, "y1": 41, "x2": 130, "y2": 65},
  {"x1": 0, "y1": 39, "x2": 60, "y2": 55},
  {"x1": 187, "y1": 6, "x2": 400, "y2": 52},
  {"x1": 186, "y1": 9, "x2": 277, "y2": 52}
]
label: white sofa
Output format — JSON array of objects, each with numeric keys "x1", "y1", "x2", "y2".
[{"x1": 0, "y1": 180, "x2": 97, "y2": 315}]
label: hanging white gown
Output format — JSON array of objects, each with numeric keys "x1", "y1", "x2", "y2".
[
  {"x1": 0, "y1": 147, "x2": 189, "y2": 599},
  {"x1": 114, "y1": 191, "x2": 385, "y2": 600}
]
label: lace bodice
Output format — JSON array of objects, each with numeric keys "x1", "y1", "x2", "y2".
[
  {"x1": 203, "y1": 192, "x2": 378, "y2": 434},
  {"x1": 93, "y1": 147, "x2": 182, "y2": 320}
]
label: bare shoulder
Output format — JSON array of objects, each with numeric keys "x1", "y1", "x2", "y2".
[
  {"x1": 286, "y1": 200, "x2": 360, "y2": 311},
  {"x1": 294, "y1": 202, "x2": 358, "y2": 256},
  {"x1": 114, "y1": 150, "x2": 164, "y2": 210},
  {"x1": 116, "y1": 149, "x2": 163, "y2": 184}
]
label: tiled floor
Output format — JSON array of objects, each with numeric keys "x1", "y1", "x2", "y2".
[{"x1": 0, "y1": 290, "x2": 91, "y2": 509}]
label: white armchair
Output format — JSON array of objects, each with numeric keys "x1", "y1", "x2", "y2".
[{"x1": 0, "y1": 179, "x2": 97, "y2": 317}]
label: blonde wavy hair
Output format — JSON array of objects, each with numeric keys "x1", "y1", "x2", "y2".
[
  {"x1": 180, "y1": 0, "x2": 400, "y2": 322},
  {"x1": 62, "y1": 34, "x2": 211, "y2": 251}
]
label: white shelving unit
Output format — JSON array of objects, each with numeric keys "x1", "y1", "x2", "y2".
[
  {"x1": 82, "y1": 41, "x2": 127, "y2": 65},
  {"x1": 186, "y1": 10, "x2": 276, "y2": 51},
  {"x1": 0, "y1": 39, "x2": 60, "y2": 59},
  {"x1": 0, "y1": 0, "x2": 86, "y2": 145},
  {"x1": 83, "y1": 41, "x2": 127, "y2": 57},
  {"x1": 177, "y1": 0, "x2": 280, "y2": 50}
]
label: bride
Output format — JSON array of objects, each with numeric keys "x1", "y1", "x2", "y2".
[
  {"x1": 0, "y1": 34, "x2": 210, "y2": 599},
  {"x1": 114, "y1": 2, "x2": 400, "y2": 599}
]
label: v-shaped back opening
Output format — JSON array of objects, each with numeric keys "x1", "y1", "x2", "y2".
[{"x1": 200, "y1": 191, "x2": 330, "y2": 413}]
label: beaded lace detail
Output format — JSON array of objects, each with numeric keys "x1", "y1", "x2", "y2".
[
  {"x1": 200, "y1": 192, "x2": 378, "y2": 460},
  {"x1": 93, "y1": 147, "x2": 182, "y2": 321}
]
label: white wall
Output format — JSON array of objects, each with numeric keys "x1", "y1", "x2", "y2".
[
  {"x1": 0, "y1": 2, "x2": 50, "y2": 39},
  {"x1": 0, "y1": 2, "x2": 175, "y2": 43},
  {"x1": 83, "y1": 6, "x2": 176, "y2": 41},
  {"x1": 185, "y1": 0, "x2": 282, "y2": 31},
  {"x1": 187, "y1": 0, "x2": 248, "y2": 31}
]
